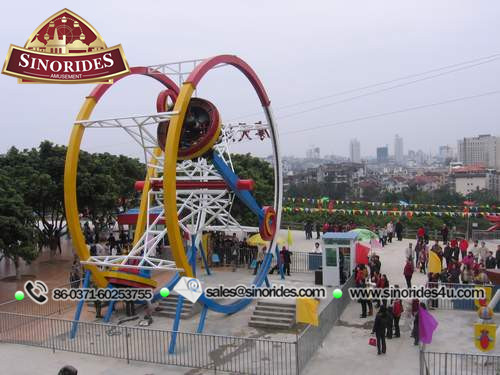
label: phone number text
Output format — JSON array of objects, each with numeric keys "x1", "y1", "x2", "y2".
[{"x1": 52, "y1": 288, "x2": 153, "y2": 301}]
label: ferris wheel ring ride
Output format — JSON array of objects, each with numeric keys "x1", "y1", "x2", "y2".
[{"x1": 63, "y1": 55, "x2": 283, "y2": 317}]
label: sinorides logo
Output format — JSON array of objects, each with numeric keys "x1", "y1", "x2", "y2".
[
  {"x1": 2, "y1": 8, "x2": 129, "y2": 83},
  {"x1": 173, "y1": 277, "x2": 203, "y2": 303}
]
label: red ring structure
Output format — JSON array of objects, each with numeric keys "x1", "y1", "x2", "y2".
[{"x1": 163, "y1": 55, "x2": 282, "y2": 315}]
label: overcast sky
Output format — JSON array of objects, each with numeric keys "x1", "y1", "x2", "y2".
[{"x1": 1, "y1": 0, "x2": 499, "y2": 160}]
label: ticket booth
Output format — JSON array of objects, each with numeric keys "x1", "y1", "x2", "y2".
[{"x1": 322, "y1": 232, "x2": 358, "y2": 287}]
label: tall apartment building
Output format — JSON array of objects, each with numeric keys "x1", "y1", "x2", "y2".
[
  {"x1": 376, "y1": 146, "x2": 389, "y2": 163},
  {"x1": 349, "y1": 138, "x2": 361, "y2": 163},
  {"x1": 306, "y1": 146, "x2": 321, "y2": 159},
  {"x1": 394, "y1": 134, "x2": 404, "y2": 163},
  {"x1": 457, "y1": 134, "x2": 500, "y2": 169}
]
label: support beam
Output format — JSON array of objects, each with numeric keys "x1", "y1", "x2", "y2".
[
  {"x1": 70, "y1": 270, "x2": 91, "y2": 339},
  {"x1": 169, "y1": 295, "x2": 185, "y2": 354},
  {"x1": 197, "y1": 305, "x2": 208, "y2": 333}
]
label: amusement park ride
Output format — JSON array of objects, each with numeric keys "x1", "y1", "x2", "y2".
[{"x1": 63, "y1": 55, "x2": 283, "y2": 352}]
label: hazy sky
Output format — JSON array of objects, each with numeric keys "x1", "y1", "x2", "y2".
[{"x1": 1, "y1": 1, "x2": 499, "y2": 160}]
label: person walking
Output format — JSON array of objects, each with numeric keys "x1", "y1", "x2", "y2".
[
  {"x1": 395, "y1": 220, "x2": 403, "y2": 241},
  {"x1": 283, "y1": 247, "x2": 292, "y2": 276},
  {"x1": 441, "y1": 224, "x2": 449, "y2": 243},
  {"x1": 404, "y1": 259, "x2": 414, "y2": 288},
  {"x1": 414, "y1": 240, "x2": 422, "y2": 268},
  {"x1": 485, "y1": 251, "x2": 496, "y2": 269},
  {"x1": 253, "y1": 246, "x2": 266, "y2": 275},
  {"x1": 372, "y1": 306, "x2": 388, "y2": 354},
  {"x1": 459, "y1": 238, "x2": 469, "y2": 260},
  {"x1": 496, "y1": 244, "x2": 500, "y2": 269},
  {"x1": 392, "y1": 289, "x2": 403, "y2": 338},
  {"x1": 405, "y1": 243, "x2": 413, "y2": 263},
  {"x1": 417, "y1": 226, "x2": 425, "y2": 242},
  {"x1": 479, "y1": 241, "x2": 490, "y2": 264},
  {"x1": 386, "y1": 221, "x2": 394, "y2": 244},
  {"x1": 412, "y1": 303, "x2": 428, "y2": 346},
  {"x1": 443, "y1": 241, "x2": 452, "y2": 268},
  {"x1": 315, "y1": 222, "x2": 321, "y2": 240}
]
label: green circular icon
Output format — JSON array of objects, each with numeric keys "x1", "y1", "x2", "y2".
[
  {"x1": 160, "y1": 287, "x2": 170, "y2": 298},
  {"x1": 15, "y1": 291, "x2": 25, "y2": 301},
  {"x1": 333, "y1": 288, "x2": 342, "y2": 299}
]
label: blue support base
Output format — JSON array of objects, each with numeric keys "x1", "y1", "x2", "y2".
[
  {"x1": 103, "y1": 285, "x2": 115, "y2": 323},
  {"x1": 198, "y1": 240, "x2": 211, "y2": 276},
  {"x1": 196, "y1": 305, "x2": 208, "y2": 333},
  {"x1": 189, "y1": 235, "x2": 197, "y2": 278},
  {"x1": 169, "y1": 295, "x2": 184, "y2": 354},
  {"x1": 70, "y1": 270, "x2": 91, "y2": 339},
  {"x1": 265, "y1": 276, "x2": 271, "y2": 288}
]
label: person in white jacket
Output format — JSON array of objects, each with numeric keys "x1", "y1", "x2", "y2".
[{"x1": 387, "y1": 221, "x2": 394, "y2": 243}]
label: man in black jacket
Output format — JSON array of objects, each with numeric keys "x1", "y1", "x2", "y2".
[
  {"x1": 395, "y1": 221, "x2": 403, "y2": 241},
  {"x1": 372, "y1": 306, "x2": 388, "y2": 354},
  {"x1": 496, "y1": 245, "x2": 500, "y2": 269}
]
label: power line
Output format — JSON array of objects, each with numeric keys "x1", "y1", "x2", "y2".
[
  {"x1": 281, "y1": 89, "x2": 500, "y2": 136},
  {"x1": 227, "y1": 52, "x2": 500, "y2": 121},
  {"x1": 276, "y1": 57, "x2": 500, "y2": 120}
]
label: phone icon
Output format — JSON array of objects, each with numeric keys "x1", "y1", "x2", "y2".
[{"x1": 24, "y1": 280, "x2": 49, "y2": 305}]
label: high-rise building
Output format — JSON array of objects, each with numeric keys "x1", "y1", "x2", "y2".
[
  {"x1": 349, "y1": 138, "x2": 361, "y2": 163},
  {"x1": 438, "y1": 145, "x2": 454, "y2": 160},
  {"x1": 376, "y1": 146, "x2": 389, "y2": 163},
  {"x1": 457, "y1": 134, "x2": 500, "y2": 169},
  {"x1": 306, "y1": 146, "x2": 320, "y2": 159},
  {"x1": 394, "y1": 134, "x2": 403, "y2": 163}
]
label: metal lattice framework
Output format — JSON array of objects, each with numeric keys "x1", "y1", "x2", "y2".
[
  {"x1": 76, "y1": 60, "x2": 273, "y2": 271},
  {"x1": 65, "y1": 57, "x2": 283, "y2": 309}
]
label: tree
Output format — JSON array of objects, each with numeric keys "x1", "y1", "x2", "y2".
[
  {"x1": 0, "y1": 141, "x2": 145, "y2": 259},
  {"x1": 0, "y1": 173, "x2": 38, "y2": 279}
]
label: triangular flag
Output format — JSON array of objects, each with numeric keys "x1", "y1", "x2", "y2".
[{"x1": 418, "y1": 305, "x2": 438, "y2": 344}]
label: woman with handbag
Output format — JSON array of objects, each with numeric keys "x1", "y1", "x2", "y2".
[{"x1": 371, "y1": 305, "x2": 388, "y2": 355}]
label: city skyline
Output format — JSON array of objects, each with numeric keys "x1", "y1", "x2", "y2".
[{"x1": 2, "y1": 1, "x2": 500, "y2": 160}]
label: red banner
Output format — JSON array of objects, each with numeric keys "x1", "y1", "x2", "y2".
[{"x1": 3, "y1": 45, "x2": 129, "y2": 83}]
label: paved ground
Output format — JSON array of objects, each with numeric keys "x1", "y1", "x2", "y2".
[{"x1": 1, "y1": 230, "x2": 499, "y2": 374}]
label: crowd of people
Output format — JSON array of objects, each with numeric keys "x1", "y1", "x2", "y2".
[
  {"x1": 303, "y1": 220, "x2": 406, "y2": 246},
  {"x1": 304, "y1": 221, "x2": 360, "y2": 239},
  {"x1": 402, "y1": 237, "x2": 497, "y2": 287},
  {"x1": 354, "y1": 229, "x2": 498, "y2": 355},
  {"x1": 355, "y1": 254, "x2": 413, "y2": 355},
  {"x1": 210, "y1": 232, "x2": 292, "y2": 275}
]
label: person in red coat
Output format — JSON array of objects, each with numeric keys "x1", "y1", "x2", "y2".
[
  {"x1": 459, "y1": 238, "x2": 469, "y2": 260},
  {"x1": 404, "y1": 259, "x2": 414, "y2": 288},
  {"x1": 417, "y1": 227, "x2": 425, "y2": 241}
]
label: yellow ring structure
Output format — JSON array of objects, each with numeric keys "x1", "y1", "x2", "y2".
[
  {"x1": 64, "y1": 97, "x2": 162, "y2": 288},
  {"x1": 64, "y1": 97, "x2": 108, "y2": 288},
  {"x1": 163, "y1": 83, "x2": 196, "y2": 277}
]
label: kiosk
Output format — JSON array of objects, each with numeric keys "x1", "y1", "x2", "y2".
[{"x1": 322, "y1": 232, "x2": 358, "y2": 287}]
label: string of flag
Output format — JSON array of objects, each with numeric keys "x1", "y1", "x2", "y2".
[
  {"x1": 282, "y1": 206, "x2": 490, "y2": 218},
  {"x1": 284, "y1": 197, "x2": 498, "y2": 212}
]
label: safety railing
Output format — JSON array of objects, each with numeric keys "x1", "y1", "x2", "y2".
[
  {"x1": 269, "y1": 251, "x2": 322, "y2": 273},
  {"x1": 0, "y1": 311, "x2": 298, "y2": 375},
  {"x1": 296, "y1": 274, "x2": 355, "y2": 372},
  {"x1": 421, "y1": 349, "x2": 500, "y2": 375},
  {"x1": 472, "y1": 230, "x2": 500, "y2": 241},
  {"x1": 426, "y1": 282, "x2": 500, "y2": 312}
]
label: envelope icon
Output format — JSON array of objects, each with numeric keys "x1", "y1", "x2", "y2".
[{"x1": 173, "y1": 277, "x2": 203, "y2": 303}]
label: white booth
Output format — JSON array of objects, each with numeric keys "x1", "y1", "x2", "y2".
[{"x1": 321, "y1": 232, "x2": 359, "y2": 287}]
